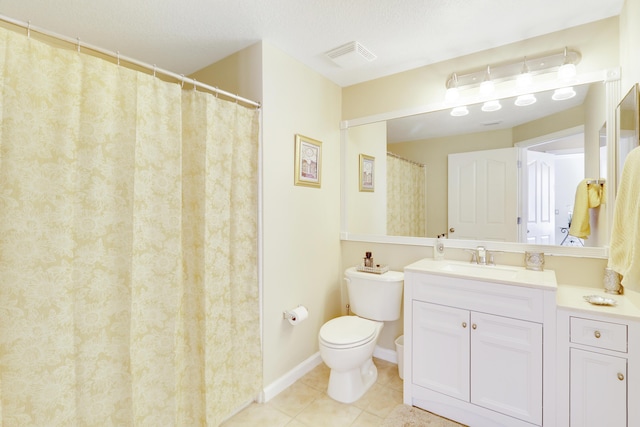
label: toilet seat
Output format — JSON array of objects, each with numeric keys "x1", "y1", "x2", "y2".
[{"x1": 319, "y1": 316, "x2": 378, "y2": 349}]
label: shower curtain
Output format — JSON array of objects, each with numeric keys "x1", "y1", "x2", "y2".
[
  {"x1": 0, "y1": 26, "x2": 260, "y2": 426},
  {"x1": 387, "y1": 154, "x2": 426, "y2": 237}
]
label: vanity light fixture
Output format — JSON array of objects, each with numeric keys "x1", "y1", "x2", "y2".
[
  {"x1": 481, "y1": 99, "x2": 502, "y2": 112},
  {"x1": 552, "y1": 86, "x2": 576, "y2": 101},
  {"x1": 450, "y1": 105, "x2": 469, "y2": 116},
  {"x1": 445, "y1": 47, "x2": 581, "y2": 111}
]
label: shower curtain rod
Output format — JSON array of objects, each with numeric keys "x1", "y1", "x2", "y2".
[
  {"x1": 0, "y1": 14, "x2": 261, "y2": 109},
  {"x1": 387, "y1": 151, "x2": 426, "y2": 167}
]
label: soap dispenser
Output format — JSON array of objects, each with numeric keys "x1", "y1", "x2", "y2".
[
  {"x1": 363, "y1": 251, "x2": 374, "y2": 267},
  {"x1": 434, "y1": 234, "x2": 445, "y2": 261}
]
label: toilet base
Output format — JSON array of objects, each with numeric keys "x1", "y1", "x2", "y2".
[{"x1": 327, "y1": 357, "x2": 377, "y2": 403}]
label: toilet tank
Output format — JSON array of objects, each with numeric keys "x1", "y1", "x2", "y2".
[{"x1": 345, "y1": 267, "x2": 404, "y2": 321}]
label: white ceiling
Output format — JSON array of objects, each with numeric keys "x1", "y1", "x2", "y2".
[{"x1": 0, "y1": 0, "x2": 624, "y2": 88}]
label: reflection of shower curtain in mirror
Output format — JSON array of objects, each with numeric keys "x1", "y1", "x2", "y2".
[
  {"x1": 387, "y1": 154, "x2": 426, "y2": 236},
  {"x1": 0, "y1": 27, "x2": 260, "y2": 426}
]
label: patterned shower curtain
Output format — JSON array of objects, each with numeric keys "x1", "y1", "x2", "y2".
[
  {"x1": 0, "y1": 26, "x2": 260, "y2": 426},
  {"x1": 387, "y1": 153, "x2": 427, "y2": 237}
]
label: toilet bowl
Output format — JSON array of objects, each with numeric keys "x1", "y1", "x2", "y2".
[
  {"x1": 319, "y1": 315, "x2": 384, "y2": 403},
  {"x1": 318, "y1": 267, "x2": 404, "y2": 403}
]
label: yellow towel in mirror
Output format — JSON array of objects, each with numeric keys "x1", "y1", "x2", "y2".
[{"x1": 568, "y1": 179, "x2": 604, "y2": 239}]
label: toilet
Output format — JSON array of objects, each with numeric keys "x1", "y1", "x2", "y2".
[{"x1": 318, "y1": 267, "x2": 404, "y2": 403}]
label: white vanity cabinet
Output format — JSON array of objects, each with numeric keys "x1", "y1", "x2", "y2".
[
  {"x1": 556, "y1": 292, "x2": 640, "y2": 427},
  {"x1": 404, "y1": 259, "x2": 557, "y2": 427}
]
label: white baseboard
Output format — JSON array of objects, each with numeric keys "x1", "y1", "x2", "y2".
[
  {"x1": 259, "y1": 345, "x2": 399, "y2": 403},
  {"x1": 373, "y1": 345, "x2": 398, "y2": 364},
  {"x1": 259, "y1": 352, "x2": 323, "y2": 403}
]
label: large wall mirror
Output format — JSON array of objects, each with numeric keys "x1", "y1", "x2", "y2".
[
  {"x1": 342, "y1": 72, "x2": 620, "y2": 256},
  {"x1": 616, "y1": 83, "x2": 639, "y2": 192}
]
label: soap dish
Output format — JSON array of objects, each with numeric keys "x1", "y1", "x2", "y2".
[
  {"x1": 357, "y1": 264, "x2": 389, "y2": 274},
  {"x1": 583, "y1": 295, "x2": 618, "y2": 306}
]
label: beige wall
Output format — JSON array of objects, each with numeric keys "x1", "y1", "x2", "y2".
[
  {"x1": 620, "y1": 0, "x2": 640, "y2": 89},
  {"x1": 260, "y1": 43, "x2": 342, "y2": 385}
]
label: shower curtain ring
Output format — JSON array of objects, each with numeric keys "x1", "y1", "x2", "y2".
[
  {"x1": 180, "y1": 74, "x2": 185, "y2": 89},
  {"x1": 116, "y1": 51, "x2": 120, "y2": 66},
  {"x1": 153, "y1": 64, "x2": 157, "y2": 78},
  {"x1": 76, "y1": 36, "x2": 81, "y2": 53},
  {"x1": 215, "y1": 87, "x2": 219, "y2": 98},
  {"x1": 193, "y1": 78, "x2": 197, "y2": 91},
  {"x1": 27, "y1": 21, "x2": 31, "y2": 38}
]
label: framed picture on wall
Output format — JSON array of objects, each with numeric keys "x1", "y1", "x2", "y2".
[
  {"x1": 294, "y1": 134, "x2": 322, "y2": 188},
  {"x1": 359, "y1": 154, "x2": 374, "y2": 192}
]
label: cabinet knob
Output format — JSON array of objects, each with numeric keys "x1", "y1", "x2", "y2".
[
  {"x1": 472, "y1": 323, "x2": 477, "y2": 330},
  {"x1": 618, "y1": 373, "x2": 625, "y2": 381},
  {"x1": 594, "y1": 330, "x2": 601, "y2": 339},
  {"x1": 462, "y1": 322, "x2": 467, "y2": 328}
]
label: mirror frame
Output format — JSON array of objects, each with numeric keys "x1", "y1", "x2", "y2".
[{"x1": 340, "y1": 68, "x2": 622, "y2": 258}]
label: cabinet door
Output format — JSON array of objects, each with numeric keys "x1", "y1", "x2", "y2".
[
  {"x1": 570, "y1": 348, "x2": 627, "y2": 427},
  {"x1": 470, "y1": 312, "x2": 543, "y2": 425},
  {"x1": 412, "y1": 301, "x2": 470, "y2": 400}
]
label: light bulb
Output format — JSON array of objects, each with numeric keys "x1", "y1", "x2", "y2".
[
  {"x1": 479, "y1": 65, "x2": 494, "y2": 97},
  {"x1": 558, "y1": 63, "x2": 577, "y2": 81},
  {"x1": 517, "y1": 72, "x2": 533, "y2": 88},
  {"x1": 558, "y1": 47, "x2": 577, "y2": 82},
  {"x1": 479, "y1": 80, "x2": 494, "y2": 97},
  {"x1": 517, "y1": 57, "x2": 533, "y2": 88},
  {"x1": 445, "y1": 87, "x2": 460, "y2": 104}
]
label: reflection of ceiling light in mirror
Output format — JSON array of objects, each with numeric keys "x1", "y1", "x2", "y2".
[
  {"x1": 450, "y1": 106, "x2": 469, "y2": 116},
  {"x1": 515, "y1": 93, "x2": 537, "y2": 106},
  {"x1": 552, "y1": 87, "x2": 576, "y2": 101},
  {"x1": 481, "y1": 100, "x2": 501, "y2": 112}
]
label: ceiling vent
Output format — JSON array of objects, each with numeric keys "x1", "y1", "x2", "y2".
[{"x1": 325, "y1": 41, "x2": 376, "y2": 69}]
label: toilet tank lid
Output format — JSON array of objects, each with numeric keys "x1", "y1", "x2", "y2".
[{"x1": 345, "y1": 267, "x2": 404, "y2": 282}]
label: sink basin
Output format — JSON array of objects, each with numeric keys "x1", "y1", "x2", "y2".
[
  {"x1": 440, "y1": 263, "x2": 520, "y2": 281},
  {"x1": 404, "y1": 258, "x2": 557, "y2": 289}
]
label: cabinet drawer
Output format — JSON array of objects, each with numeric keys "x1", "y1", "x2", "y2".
[{"x1": 570, "y1": 317, "x2": 627, "y2": 353}]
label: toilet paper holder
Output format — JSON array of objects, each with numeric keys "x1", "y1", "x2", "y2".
[{"x1": 283, "y1": 305, "x2": 306, "y2": 321}]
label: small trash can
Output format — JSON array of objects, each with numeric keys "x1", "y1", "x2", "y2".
[{"x1": 395, "y1": 335, "x2": 404, "y2": 379}]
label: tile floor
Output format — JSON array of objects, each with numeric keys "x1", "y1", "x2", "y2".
[{"x1": 222, "y1": 358, "x2": 465, "y2": 426}]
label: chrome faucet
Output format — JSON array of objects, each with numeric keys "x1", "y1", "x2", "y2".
[
  {"x1": 465, "y1": 246, "x2": 495, "y2": 265},
  {"x1": 476, "y1": 246, "x2": 487, "y2": 265}
]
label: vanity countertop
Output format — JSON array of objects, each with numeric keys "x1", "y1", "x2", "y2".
[
  {"x1": 404, "y1": 258, "x2": 557, "y2": 291},
  {"x1": 556, "y1": 284, "x2": 640, "y2": 320}
]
